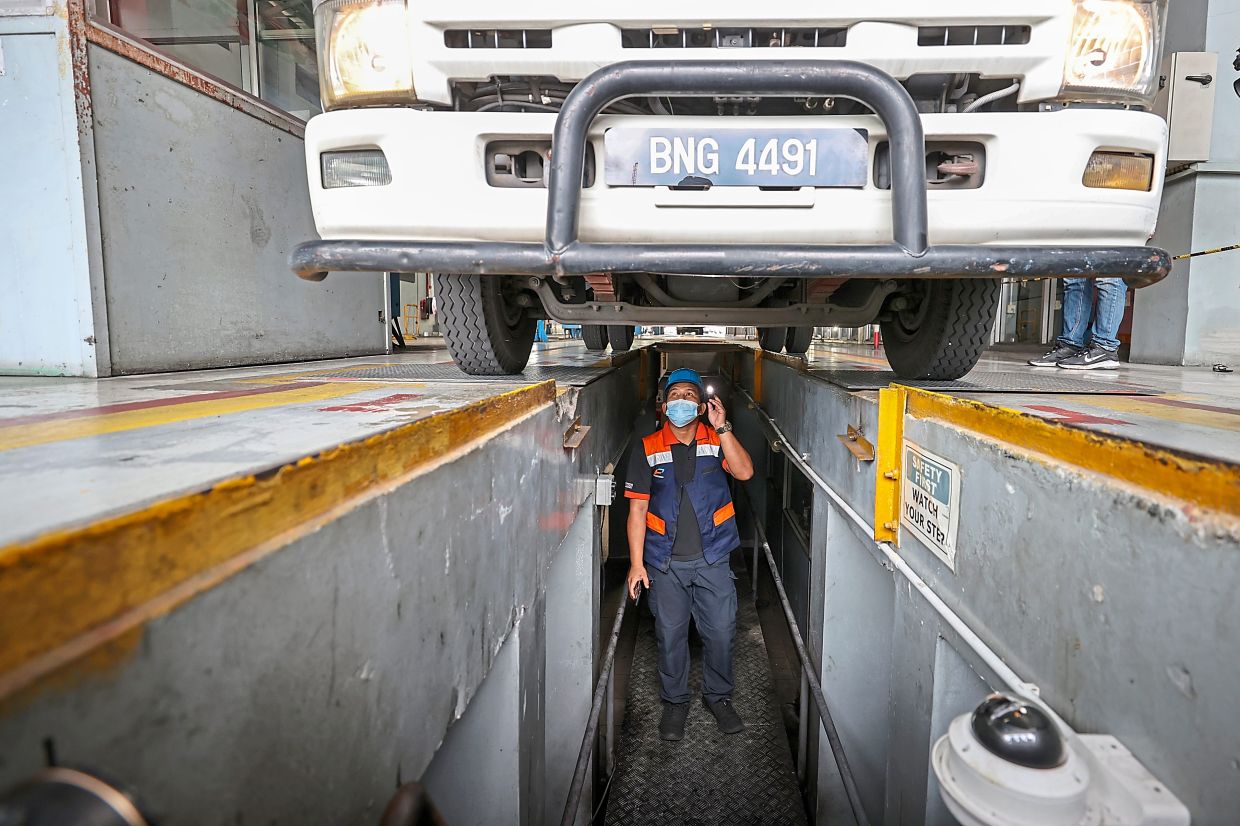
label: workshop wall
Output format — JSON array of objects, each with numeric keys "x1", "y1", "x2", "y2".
[{"x1": 88, "y1": 44, "x2": 386, "y2": 373}]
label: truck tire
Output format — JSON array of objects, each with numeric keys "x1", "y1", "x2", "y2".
[
  {"x1": 582, "y1": 324, "x2": 609, "y2": 351},
  {"x1": 433, "y1": 273, "x2": 535, "y2": 375},
  {"x1": 758, "y1": 327, "x2": 787, "y2": 352},
  {"x1": 785, "y1": 326, "x2": 814, "y2": 355},
  {"x1": 880, "y1": 279, "x2": 1000, "y2": 380},
  {"x1": 607, "y1": 325, "x2": 634, "y2": 352}
]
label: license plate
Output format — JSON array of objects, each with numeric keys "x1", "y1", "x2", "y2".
[{"x1": 603, "y1": 127, "x2": 869, "y2": 188}]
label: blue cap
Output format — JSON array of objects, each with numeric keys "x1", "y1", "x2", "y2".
[{"x1": 663, "y1": 368, "x2": 704, "y2": 395}]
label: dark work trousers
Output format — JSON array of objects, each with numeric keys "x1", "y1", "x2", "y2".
[{"x1": 648, "y1": 555, "x2": 738, "y2": 704}]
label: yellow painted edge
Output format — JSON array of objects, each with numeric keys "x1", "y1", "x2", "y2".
[
  {"x1": 904, "y1": 387, "x2": 1240, "y2": 519},
  {"x1": 0, "y1": 381, "x2": 556, "y2": 689},
  {"x1": 0, "y1": 382, "x2": 383, "y2": 453},
  {"x1": 874, "y1": 386, "x2": 906, "y2": 545}
]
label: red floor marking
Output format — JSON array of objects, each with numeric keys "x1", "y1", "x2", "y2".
[
  {"x1": 0, "y1": 382, "x2": 327, "y2": 427},
  {"x1": 1024, "y1": 405, "x2": 1130, "y2": 426},
  {"x1": 321, "y1": 393, "x2": 421, "y2": 413},
  {"x1": 1138, "y1": 396, "x2": 1240, "y2": 416}
]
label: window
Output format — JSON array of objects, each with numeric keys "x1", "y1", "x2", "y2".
[
  {"x1": 785, "y1": 461, "x2": 813, "y2": 549},
  {"x1": 255, "y1": 0, "x2": 320, "y2": 118},
  {"x1": 97, "y1": 0, "x2": 321, "y2": 118},
  {"x1": 998, "y1": 279, "x2": 1049, "y2": 345}
]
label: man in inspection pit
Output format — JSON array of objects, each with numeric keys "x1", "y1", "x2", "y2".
[{"x1": 624, "y1": 368, "x2": 755, "y2": 741}]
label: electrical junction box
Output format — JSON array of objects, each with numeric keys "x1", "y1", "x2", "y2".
[
  {"x1": 596, "y1": 474, "x2": 615, "y2": 505},
  {"x1": 1154, "y1": 51, "x2": 1219, "y2": 165}
]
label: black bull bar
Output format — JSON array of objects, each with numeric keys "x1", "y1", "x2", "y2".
[{"x1": 290, "y1": 60, "x2": 1171, "y2": 288}]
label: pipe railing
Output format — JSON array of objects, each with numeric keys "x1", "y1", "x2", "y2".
[
  {"x1": 741, "y1": 486, "x2": 871, "y2": 826},
  {"x1": 560, "y1": 581, "x2": 640, "y2": 826}
]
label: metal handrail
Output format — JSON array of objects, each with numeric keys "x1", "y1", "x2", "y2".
[
  {"x1": 742, "y1": 486, "x2": 871, "y2": 826},
  {"x1": 560, "y1": 583, "x2": 641, "y2": 826}
]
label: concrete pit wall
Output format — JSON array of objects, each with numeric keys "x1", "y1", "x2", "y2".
[
  {"x1": 735, "y1": 357, "x2": 1239, "y2": 824},
  {"x1": 0, "y1": 365, "x2": 640, "y2": 823}
]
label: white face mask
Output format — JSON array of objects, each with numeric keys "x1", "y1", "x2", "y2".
[{"x1": 666, "y1": 399, "x2": 699, "y2": 427}]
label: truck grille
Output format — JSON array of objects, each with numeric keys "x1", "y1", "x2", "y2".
[
  {"x1": 917, "y1": 25, "x2": 1031, "y2": 46},
  {"x1": 620, "y1": 27, "x2": 847, "y2": 49},
  {"x1": 444, "y1": 29, "x2": 553, "y2": 49}
]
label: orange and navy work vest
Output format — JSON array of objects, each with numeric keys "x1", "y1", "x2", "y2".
[{"x1": 635, "y1": 422, "x2": 740, "y2": 571}]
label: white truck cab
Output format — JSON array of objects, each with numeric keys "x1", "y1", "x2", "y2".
[{"x1": 292, "y1": 1, "x2": 1172, "y2": 377}]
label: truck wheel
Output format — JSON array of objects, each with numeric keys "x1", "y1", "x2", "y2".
[
  {"x1": 757, "y1": 327, "x2": 787, "y2": 352},
  {"x1": 582, "y1": 324, "x2": 609, "y2": 351},
  {"x1": 433, "y1": 273, "x2": 534, "y2": 375},
  {"x1": 880, "y1": 279, "x2": 1000, "y2": 380},
  {"x1": 607, "y1": 325, "x2": 634, "y2": 352},
  {"x1": 785, "y1": 327, "x2": 813, "y2": 355}
]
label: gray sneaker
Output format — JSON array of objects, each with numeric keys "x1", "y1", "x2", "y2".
[
  {"x1": 1058, "y1": 345, "x2": 1120, "y2": 370},
  {"x1": 1028, "y1": 343, "x2": 1082, "y2": 367}
]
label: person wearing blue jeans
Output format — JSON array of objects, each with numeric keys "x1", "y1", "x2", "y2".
[{"x1": 1029, "y1": 277, "x2": 1127, "y2": 370}]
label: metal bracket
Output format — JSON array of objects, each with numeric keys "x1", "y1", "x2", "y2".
[
  {"x1": 837, "y1": 425, "x2": 875, "y2": 462},
  {"x1": 563, "y1": 417, "x2": 591, "y2": 450}
]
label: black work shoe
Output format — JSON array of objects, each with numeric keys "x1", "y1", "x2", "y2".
[
  {"x1": 660, "y1": 702, "x2": 689, "y2": 741},
  {"x1": 1028, "y1": 343, "x2": 1082, "y2": 367},
  {"x1": 704, "y1": 698, "x2": 745, "y2": 735},
  {"x1": 1058, "y1": 345, "x2": 1120, "y2": 370}
]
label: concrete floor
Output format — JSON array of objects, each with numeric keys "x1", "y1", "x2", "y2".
[
  {"x1": 0, "y1": 340, "x2": 609, "y2": 545},
  {"x1": 800, "y1": 340, "x2": 1239, "y2": 465},
  {"x1": 0, "y1": 336, "x2": 1234, "y2": 547}
]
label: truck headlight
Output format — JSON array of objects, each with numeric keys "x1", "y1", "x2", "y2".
[
  {"x1": 1060, "y1": 0, "x2": 1167, "y2": 104},
  {"x1": 315, "y1": 0, "x2": 415, "y2": 110}
]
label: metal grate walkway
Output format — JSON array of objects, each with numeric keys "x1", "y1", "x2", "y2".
[{"x1": 604, "y1": 570, "x2": 808, "y2": 826}]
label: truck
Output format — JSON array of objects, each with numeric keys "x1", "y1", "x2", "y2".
[{"x1": 291, "y1": 1, "x2": 1173, "y2": 378}]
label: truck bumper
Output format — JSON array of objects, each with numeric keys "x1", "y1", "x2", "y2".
[{"x1": 292, "y1": 60, "x2": 1171, "y2": 288}]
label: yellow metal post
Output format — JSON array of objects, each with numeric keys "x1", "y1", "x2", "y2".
[{"x1": 874, "y1": 385, "x2": 906, "y2": 545}]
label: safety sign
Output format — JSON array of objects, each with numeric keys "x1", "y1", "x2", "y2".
[{"x1": 901, "y1": 441, "x2": 961, "y2": 570}]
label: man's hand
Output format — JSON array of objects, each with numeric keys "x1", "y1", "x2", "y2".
[
  {"x1": 711, "y1": 396, "x2": 755, "y2": 480},
  {"x1": 627, "y1": 564, "x2": 650, "y2": 600}
]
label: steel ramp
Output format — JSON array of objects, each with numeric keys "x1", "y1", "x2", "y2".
[{"x1": 605, "y1": 571, "x2": 809, "y2": 826}]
